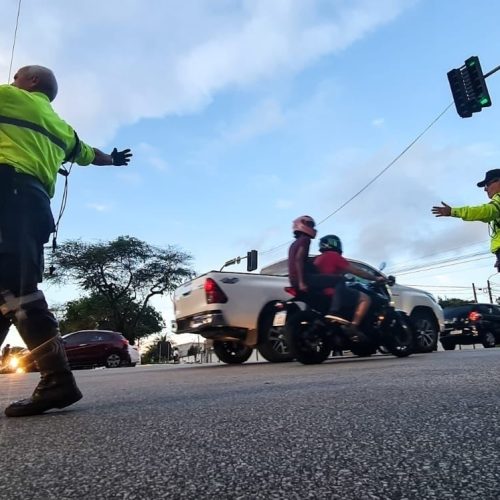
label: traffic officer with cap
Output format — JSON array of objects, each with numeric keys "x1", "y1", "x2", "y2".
[
  {"x1": 0, "y1": 65, "x2": 132, "y2": 417},
  {"x1": 432, "y1": 168, "x2": 500, "y2": 270}
]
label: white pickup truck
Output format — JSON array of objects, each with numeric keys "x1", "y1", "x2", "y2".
[{"x1": 173, "y1": 258, "x2": 444, "y2": 363}]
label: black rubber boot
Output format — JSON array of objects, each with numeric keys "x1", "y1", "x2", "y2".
[
  {"x1": 0, "y1": 315, "x2": 11, "y2": 347},
  {"x1": 5, "y1": 335, "x2": 82, "y2": 417}
]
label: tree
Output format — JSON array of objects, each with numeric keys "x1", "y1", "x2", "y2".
[
  {"x1": 47, "y1": 236, "x2": 193, "y2": 341},
  {"x1": 58, "y1": 293, "x2": 165, "y2": 343},
  {"x1": 438, "y1": 297, "x2": 475, "y2": 309}
]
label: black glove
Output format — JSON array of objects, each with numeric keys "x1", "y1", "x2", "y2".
[{"x1": 111, "y1": 148, "x2": 132, "y2": 166}]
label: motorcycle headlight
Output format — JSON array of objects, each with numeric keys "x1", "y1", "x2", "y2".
[{"x1": 8, "y1": 356, "x2": 19, "y2": 369}]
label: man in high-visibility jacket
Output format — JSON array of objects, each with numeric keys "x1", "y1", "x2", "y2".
[
  {"x1": 432, "y1": 168, "x2": 500, "y2": 270},
  {"x1": 0, "y1": 65, "x2": 132, "y2": 417}
]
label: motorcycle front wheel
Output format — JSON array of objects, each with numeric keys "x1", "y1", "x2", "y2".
[
  {"x1": 285, "y1": 310, "x2": 331, "y2": 365},
  {"x1": 382, "y1": 311, "x2": 414, "y2": 358}
]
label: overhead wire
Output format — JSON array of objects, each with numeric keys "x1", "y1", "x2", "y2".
[
  {"x1": 387, "y1": 249, "x2": 490, "y2": 274},
  {"x1": 7, "y1": 0, "x2": 22, "y2": 82},
  {"x1": 394, "y1": 255, "x2": 491, "y2": 276},
  {"x1": 260, "y1": 103, "x2": 454, "y2": 262},
  {"x1": 385, "y1": 239, "x2": 489, "y2": 271}
]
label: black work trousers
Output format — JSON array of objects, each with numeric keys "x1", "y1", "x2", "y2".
[{"x1": 0, "y1": 164, "x2": 58, "y2": 348}]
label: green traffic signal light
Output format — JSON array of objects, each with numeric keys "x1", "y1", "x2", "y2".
[{"x1": 448, "y1": 56, "x2": 492, "y2": 118}]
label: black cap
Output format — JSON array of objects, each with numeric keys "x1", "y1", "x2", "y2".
[{"x1": 477, "y1": 169, "x2": 500, "y2": 187}]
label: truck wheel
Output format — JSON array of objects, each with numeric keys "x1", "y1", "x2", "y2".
[
  {"x1": 482, "y1": 331, "x2": 496, "y2": 348},
  {"x1": 257, "y1": 312, "x2": 294, "y2": 363},
  {"x1": 411, "y1": 310, "x2": 438, "y2": 353},
  {"x1": 213, "y1": 341, "x2": 253, "y2": 364}
]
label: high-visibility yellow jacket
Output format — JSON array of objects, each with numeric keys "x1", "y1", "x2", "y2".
[
  {"x1": 0, "y1": 84, "x2": 95, "y2": 198},
  {"x1": 451, "y1": 193, "x2": 500, "y2": 253}
]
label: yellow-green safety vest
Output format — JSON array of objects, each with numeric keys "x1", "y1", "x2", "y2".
[{"x1": 0, "y1": 84, "x2": 95, "y2": 197}]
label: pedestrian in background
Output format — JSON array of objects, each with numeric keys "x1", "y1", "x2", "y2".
[
  {"x1": 0, "y1": 65, "x2": 132, "y2": 417},
  {"x1": 432, "y1": 169, "x2": 500, "y2": 270}
]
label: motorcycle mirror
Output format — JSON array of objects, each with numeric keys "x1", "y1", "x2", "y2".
[{"x1": 379, "y1": 262, "x2": 387, "y2": 272}]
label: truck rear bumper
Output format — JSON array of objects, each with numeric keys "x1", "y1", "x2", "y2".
[{"x1": 174, "y1": 311, "x2": 248, "y2": 341}]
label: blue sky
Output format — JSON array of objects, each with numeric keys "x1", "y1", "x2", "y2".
[{"x1": 2, "y1": 0, "x2": 500, "y2": 346}]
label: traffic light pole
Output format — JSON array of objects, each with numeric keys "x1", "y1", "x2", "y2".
[{"x1": 484, "y1": 65, "x2": 500, "y2": 79}]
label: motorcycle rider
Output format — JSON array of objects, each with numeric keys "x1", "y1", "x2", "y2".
[
  {"x1": 288, "y1": 217, "x2": 363, "y2": 342},
  {"x1": 314, "y1": 234, "x2": 385, "y2": 339},
  {"x1": 288, "y1": 216, "x2": 343, "y2": 292}
]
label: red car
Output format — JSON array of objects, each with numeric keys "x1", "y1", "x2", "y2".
[{"x1": 62, "y1": 330, "x2": 137, "y2": 368}]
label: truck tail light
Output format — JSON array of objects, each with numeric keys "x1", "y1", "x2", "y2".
[
  {"x1": 284, "y1": 287, "x2": 297, "y2": 297},
  {"x1": 204, "y1": 278, "x2": 228, "y2": 304},
  {"x1": 468, "y1": 311, "x2": 482, "y2": 321}
]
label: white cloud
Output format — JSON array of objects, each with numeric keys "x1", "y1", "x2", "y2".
[
  {"x1": 0, "y1": 0, "x2": 415, "y2": 146},
  {"x1": 275, "y1": 198, "x2": 293, "y2": 209},
  {"x1": 372, "y1": 118, "x2": 385, "y2": 127},
  {"x1": 224, "y1": 99, "x2": 285, "y2": 142},
  {"x1": 116, "y1": 171, "x2": 143, "y2": 185},
  {"x1": 288, "y1": 140, "x2": 499, "y2": 266},
  {"x1": 138, "y1": 143, "x2": 170, "y2": 171},
  {"x1": 86, "y1": 202, "x2": 112, "y2": 212}
]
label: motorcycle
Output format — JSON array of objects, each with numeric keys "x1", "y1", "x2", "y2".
[{"x1": 278, "y1": 275, "x2": 414, "y2": 364}]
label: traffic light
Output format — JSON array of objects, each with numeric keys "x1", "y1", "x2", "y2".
[
  {"x1": 447, "y1": 68, "x2": 472, "y2": 118},
  {"x1": 447, "y1": 56, "x2": 492, "y2": 118},
  {"x1": 465, "y1": 56, "x2": 491, "y2": 108},
  {"x1": 246, "y1": 250, "x2": 258, "y2": 272}
]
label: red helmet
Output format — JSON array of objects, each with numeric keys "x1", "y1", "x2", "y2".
[{"x1": 292, "y1": 215, "x2": 317, "y2": 238}]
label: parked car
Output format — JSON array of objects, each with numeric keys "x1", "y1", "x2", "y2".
[
  {"x1": 440, "y1": 304, "x2": 500, "y2": 350},
  {"x1": 128, "y1": 343, "x2": 140, "y2": 366},
  {"x1": 62, "y1": 330, "x2": 137, "y2": 368}
]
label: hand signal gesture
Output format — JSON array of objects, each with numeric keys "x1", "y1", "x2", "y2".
[
  {"x1": 431, "y1": 201, "x2": 451, "y2": 217},
  {"x1": 111, "y1": 148, "x2": 132, "y2": 166}
]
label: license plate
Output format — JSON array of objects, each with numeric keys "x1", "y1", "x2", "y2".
[{"x1": 273, "y1": 311, "x2": 287, "y2": 327}]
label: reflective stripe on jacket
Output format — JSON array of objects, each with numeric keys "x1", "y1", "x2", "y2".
[
  {"x1": 0, "y1": 85, "x2": 95, "y2": 197},
  {"x1": 451, "y1": 193, "x2": 500, "y2": 252}
]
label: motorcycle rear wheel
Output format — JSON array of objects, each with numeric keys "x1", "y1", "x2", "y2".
[{"x1": 285, "y1": 310, "x2": 331, "y2": 365}]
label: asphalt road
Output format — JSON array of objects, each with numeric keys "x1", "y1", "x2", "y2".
[{"x1": 0, "y1": 349, "x2": 499, "y2": 500}]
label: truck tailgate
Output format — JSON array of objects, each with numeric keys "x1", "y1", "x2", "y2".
[{"x1": 174, "y1": 276, "x2": 208, "y2": 320}]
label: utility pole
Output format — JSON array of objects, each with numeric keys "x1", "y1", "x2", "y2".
[
  {"x1": 487, "y1": 280, "x2": 493, "y2": 303},
  {"x1": 472, "y1": 283, "x2": 478, "y2": 303}
]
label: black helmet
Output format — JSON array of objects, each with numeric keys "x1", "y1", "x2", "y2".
[{"x1": 319, "y1": 234, "x2": 343, "y2": 254}]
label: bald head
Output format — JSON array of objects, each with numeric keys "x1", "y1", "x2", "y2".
[{"x1": 12, "y1": 65, "x2": 58, "y2": 101}]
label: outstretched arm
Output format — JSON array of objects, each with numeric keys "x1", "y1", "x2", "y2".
[
  {"x1": 432, "y1": 200, "x2": 500, "y2": 222},
  {"x1": 92, "y1": 148, "x2": 132, "y2": 166}
]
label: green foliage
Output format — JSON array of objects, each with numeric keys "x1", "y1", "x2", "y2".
[
  {"x1": 46, "y1": 236, "x2": 193, "y2": 342},
  {"x1": 437, "y1": 297, "x2": 475, "y2": 309}
]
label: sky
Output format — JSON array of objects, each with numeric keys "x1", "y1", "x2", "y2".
[{"x1": 1, "y1": 0, "x2": 500, "y2": 347}]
